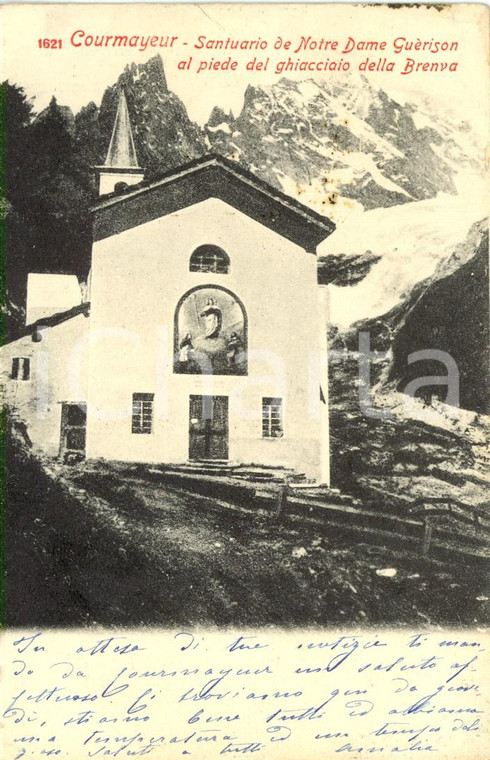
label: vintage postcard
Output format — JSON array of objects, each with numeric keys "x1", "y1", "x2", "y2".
[{"x1": 1, "y1": 3, "x2": 489, "y2": 758}]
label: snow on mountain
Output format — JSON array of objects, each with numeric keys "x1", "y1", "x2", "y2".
[
  {"x1": 320, "y1": 191, "x2": 488, "y2": 329},
  {"x1": 71, "y1": 56, "x2": 486, "y2": 335},
  {"x1": 74, "y1": 56, "x2": 483, "y2": 223},
  {"x1": 204, "y1": 74, "x2": 473, "y2": 217}
]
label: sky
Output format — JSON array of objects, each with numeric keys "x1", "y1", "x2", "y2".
[{"x1": 1, "y1": 3, "x2": 488, "y2": 131}]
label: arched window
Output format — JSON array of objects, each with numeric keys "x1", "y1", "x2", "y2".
[
  {"x1": 174, "y1": 285, "x2": 247, "y2": 376},
  {"x1": 189, "y1": 245, "x2": 230, "y2": 274}
]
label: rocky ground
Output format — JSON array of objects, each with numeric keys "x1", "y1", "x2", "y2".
[
  {"x1": 5, "y1": 416, "x2": 489, "y2": 629},
  {"x1": 329, "y1": 351, "x2": 490, "y2": 519}
]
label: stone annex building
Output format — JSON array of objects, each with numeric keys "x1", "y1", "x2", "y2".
[{"x1": 2, "y1": 92, "x2": 336, "y2": 483}]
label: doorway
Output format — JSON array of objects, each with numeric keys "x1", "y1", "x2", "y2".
[
  {"x1": 60, "y1": 402, "x2": 87, "y2": 458},
  {"x1": 189, "y1": 395, "x2": 228, "y2": 460}
]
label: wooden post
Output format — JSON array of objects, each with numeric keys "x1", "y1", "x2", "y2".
[{"x1": 275, "y1": 484, "x2": 288, "y2": 518}]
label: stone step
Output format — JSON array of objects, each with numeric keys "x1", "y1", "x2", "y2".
[
  {"x1": 233, "y1": 470, "x2": 304, "y2": 482},
  {"x1": 156, "y1": 462, "x2": 304, "y2": 484},
  {"x1": 191, "y1": 459, "x2": 231, "y2": 466}
]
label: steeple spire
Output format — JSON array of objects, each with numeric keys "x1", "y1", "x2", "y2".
[
  {"x1": 95, "y1": 88, "x2": 145, "y2": 196},
  {"x1": 105, "y1": 90, "x2": 140, "y2": 169}
]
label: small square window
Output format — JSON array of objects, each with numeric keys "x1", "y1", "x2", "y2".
[
  {"x1": 132, "y1": 393, "x2": 154, "y2": 434},
  {"x1": 262, "y1": 397, "x2": 283, "y2": 438},
  {"x1": 11, "y1": 357, "x2": 30, "y2": 381}
]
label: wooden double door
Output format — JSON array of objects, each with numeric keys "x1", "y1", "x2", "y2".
[{"x1": 189, "y1": 395, "x2": 228, "y2": 461}]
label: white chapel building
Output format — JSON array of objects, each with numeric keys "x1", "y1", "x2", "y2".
[{"x1": 2, "y1": 91, "x2": 336, "y2": 483}]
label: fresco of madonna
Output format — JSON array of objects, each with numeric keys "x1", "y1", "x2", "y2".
[{"x1": 174, "y1": 287, "x2": 247, "y2": 375}]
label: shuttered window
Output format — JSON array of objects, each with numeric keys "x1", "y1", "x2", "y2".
[
  {"x1": 11, "y1": 357, "x2": 30, "y2": 381},
  {"x1": 132, "y1": 393, "x2": 154, "y2": 434},
  {"x1": 262, "y1": 397, "x2": 283, "y2": 438}
]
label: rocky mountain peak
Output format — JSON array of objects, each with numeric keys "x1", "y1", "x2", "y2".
[
  {"x1": 74, "y1": 54, "x2": 205, "y2": 179},
  {"x1": 69, "y1": 55, "x2": 481, "y2": 220},
  {"x1": 119, "y1": 54, "x2": 168, "y2": 93},
  {"x1": 207, "y1": 106, "x2": 234, "y2": 129},
  {"x1": 204, "y1": 72, "x2": 484, "y2": 222}
]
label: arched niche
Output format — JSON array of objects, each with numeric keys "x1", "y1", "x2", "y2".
[{"x1": 174, "y1": 285, "x2": 247, "y2": 376}]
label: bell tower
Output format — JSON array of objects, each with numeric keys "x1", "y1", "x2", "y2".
[{"x1": 95, "y1": 89, "x2": 144, "y2": 195}]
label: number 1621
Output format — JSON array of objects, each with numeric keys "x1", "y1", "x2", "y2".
[{"x1": 38, "y1": 39, "x2": 63, "y2": 49}]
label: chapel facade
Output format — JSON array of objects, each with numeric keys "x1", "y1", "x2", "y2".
[{"x1": 2, "y1": 91, "x2": 336, "y2": 482}]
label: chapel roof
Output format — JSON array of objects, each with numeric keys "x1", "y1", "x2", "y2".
[{"x1": 92, "y1": 154, "x2": 335, "y2": 252}]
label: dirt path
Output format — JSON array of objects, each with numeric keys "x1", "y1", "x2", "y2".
[
  {"x1": 43, "y1": 463, "x2": 487, "y2": 628},
  {"x1": 6, "y1": 423, "x2": 489, "y2": 628}
]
